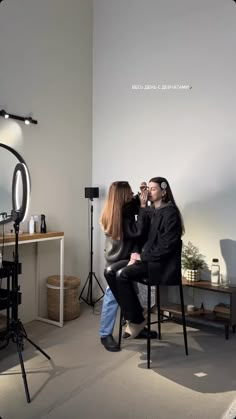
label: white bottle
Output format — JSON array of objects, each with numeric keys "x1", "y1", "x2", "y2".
[
  {"x1": 0, "y1": 250, "x2": 2, "y2": 269},
  {"x1": 29, "y1": 216, "x2": 35, "y2": 234},
  {"x1": 211, "y1": 258, "x2": 220, "y2": 286}
]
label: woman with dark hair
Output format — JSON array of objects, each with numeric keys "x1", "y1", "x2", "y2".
[
  {"x1": 105, "y1": 176, "x2": 185, "y2": 339},
  {"x1": 99, "y1": 181, "x2": 149, "y2": 351}
]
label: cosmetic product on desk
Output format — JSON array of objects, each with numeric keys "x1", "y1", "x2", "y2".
[
  {"x1": 29, "y1": 216, "x2": 35, "y2": 234},
  {"x1": 200, "y1": 302, "x2": 205, "y2": 315},
  {"x1": 211, "y1": 258, "x2": 220, "y2": 286},
  {"x1": 40, "y1": 214, "x2": 47, "y2": 233},
  {"x1": 32, "y1": 215, "x2": 41, "y2": 233}
]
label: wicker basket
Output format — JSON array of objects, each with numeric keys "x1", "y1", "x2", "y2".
[{"x1": 47, "y1": 275, "x2": 81, "y2": 321}]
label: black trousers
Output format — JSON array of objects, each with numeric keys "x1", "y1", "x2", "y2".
[
  {"x1": 105, "y1": 261, "x2": 149, "y2": 324},
  {"x1": 104, "y1": 259, "x2": 129, "y2": 303}
]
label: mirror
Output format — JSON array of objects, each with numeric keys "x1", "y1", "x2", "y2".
[{"x1": 0, "y1": 143, "x2": 30, "y2": 224}]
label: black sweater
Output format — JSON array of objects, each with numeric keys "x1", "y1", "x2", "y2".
[
  {"x1": 140, "y1": 203, "x2": 183, "y2": 285},
  {"x1": 141, "y1": 203, "x2": 182, "y2": 262}
]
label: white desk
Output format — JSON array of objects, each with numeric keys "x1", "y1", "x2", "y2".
[{"x1": 0, "y1": 232, "x2": 64, "y2": 327}]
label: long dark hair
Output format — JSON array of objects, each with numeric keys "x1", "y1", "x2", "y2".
[{"x1": 149, "y1": 176, "x2": 185, "y2": 235}]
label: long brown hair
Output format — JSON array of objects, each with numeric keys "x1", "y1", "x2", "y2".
[
  {"x1": 149, "y1": 176, "x2": 185, "y2": 235},
  {"x1": 100, "y1": 181, "x2": 132, "y2": 240}
]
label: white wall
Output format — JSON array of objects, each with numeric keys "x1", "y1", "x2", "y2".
[
  {"x1": 0, "y1": 0, "x2": 93, "y2": 321},
  {"x1": 93, "y1": 0, "x2": 236, "y2": 296}
]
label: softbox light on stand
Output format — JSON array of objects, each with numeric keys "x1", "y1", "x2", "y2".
[{"x1": 79, "y1": 187, "x2": 104, "y2": 306}]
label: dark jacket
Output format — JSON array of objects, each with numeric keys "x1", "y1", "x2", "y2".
[
  {"x1": 141, "y1": 203, "x2": 182, "y2": 285},
  {"x1": 104, "y1": 200, "x2": 149, "y2": 265}
]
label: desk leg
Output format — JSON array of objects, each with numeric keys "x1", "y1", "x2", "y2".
[
  {"x1": 35, "y1": 242, "x2": 40, "y2": 320},
  {"x1": 59, "y1": 237, "x2": 64, "y2": 327}
]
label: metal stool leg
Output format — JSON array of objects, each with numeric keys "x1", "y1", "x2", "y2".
[
  {"x1": 118, "y1": 308, "x2": 123, "y2": 348},
  {"x1": 179, "y1": 283, "x2": 188, "y2": 356},
  {"x1": 147, "y1": 284, "x2": 151, "y2": 368},
  {"x1": 156, "y1": 285, "x2": 161, "y2": 340}
]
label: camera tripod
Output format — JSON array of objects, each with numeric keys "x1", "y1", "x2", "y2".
[
  {"x1": 79, "y1": 200, "x2": 104, "y2": 306},
  {"x1": 2, "y1": 212, "x2": 51, "y2": 403}
]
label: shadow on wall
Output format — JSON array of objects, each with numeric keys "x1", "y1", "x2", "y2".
[
  {"x1": 182, "y1": 183, "x2": 236, "y2": 283},
  {"x1": 220, "y1": 239, "x2": 236, "y2": 283}
]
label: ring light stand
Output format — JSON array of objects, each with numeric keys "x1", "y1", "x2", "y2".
[{"x1": 2, "y1": 162, "x2": 50, "y2": 403}]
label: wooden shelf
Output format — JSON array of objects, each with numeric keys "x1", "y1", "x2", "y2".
[
  {"x1": 0, "y1": 231, "x2": 64, "y2": 244},
  {"x1": 161, "y1": 280, "x2": 236, "y2": 339},
  {"x1": 161, "y1": 304, "x2": 230, "y2": 325},
  {"x1": 182, "y1": 278, "x2": 236, "y2": 294}
]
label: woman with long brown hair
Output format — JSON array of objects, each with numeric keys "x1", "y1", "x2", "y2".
[{"x1": 99, "y1": 181, "x2": 149, "y2": 352}]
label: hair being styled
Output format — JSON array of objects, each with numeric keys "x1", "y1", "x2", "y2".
[
  {"x1": 149, "y1": 176, "x2": 185, "y2": 235},
  {"x1": 100, "y1": 181, "x2": 132, "y2": 240}
]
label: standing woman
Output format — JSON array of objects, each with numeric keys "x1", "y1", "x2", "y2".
[{"x1": 99, "y1": 181, "x2": 148, "y2": 352}]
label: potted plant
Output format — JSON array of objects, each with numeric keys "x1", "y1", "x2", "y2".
[{"x1": 182, "y1": 241, "x2": 208, "y2": 281}]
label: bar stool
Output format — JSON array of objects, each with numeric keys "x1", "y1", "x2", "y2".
[{"x1": 118, "y1": 279, "x2": 188, "y2": 368}]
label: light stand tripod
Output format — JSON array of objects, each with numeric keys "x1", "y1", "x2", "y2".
[
  {"x1": 79, "y1": 197, "x2": 104, "y2": 307},
  {"x1": 4, "y1": 210, "x2": 51, "y2": 403}
]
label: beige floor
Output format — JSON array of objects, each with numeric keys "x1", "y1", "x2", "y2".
[{"x1": 1, "y1": 302, "x2": 236, "y2": 419}]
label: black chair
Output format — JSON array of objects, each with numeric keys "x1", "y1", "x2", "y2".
[{"x1": 118, "y1": 279, "x2": 188, "y2": 368}]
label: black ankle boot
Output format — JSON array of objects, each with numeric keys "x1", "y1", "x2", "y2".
[
  {"x1": 100, "y1": 335, "x2": 120, "y2": 352},
  {"x1": 123, "y1": 328, "x2": 158, "y2": 339}
]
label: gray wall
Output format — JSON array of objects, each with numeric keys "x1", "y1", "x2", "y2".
[
  {"x1": 0, "y1": 0, "x2": 92, "y2": 321},
  {"x1": 93, "y1": 0, "x2": 236, "y2": 300}
]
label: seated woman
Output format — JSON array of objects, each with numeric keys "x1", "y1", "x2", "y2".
[
  {"x1": 105, "y1": 176, "x2": 185, "y2": 340},
  {"x1": 99, "y1": 181, "x2": 150, "y2": 352}
]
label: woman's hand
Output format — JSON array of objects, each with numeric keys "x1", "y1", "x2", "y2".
[
  {"x1": 128, "y1": 252, "x2": 141, "y2": 265},
  {"x1": 139, "y1": 189, "x2": 148, "y2": 207},
  {"x1": 139, "y1": 182, "x2": 148, "y2": 207},
  {"x1": 129, "y1": 252, "x2": 141, "y2": 262},
  {"x1": 127, "y1": 259, "x2": 136, "y2": 266}
]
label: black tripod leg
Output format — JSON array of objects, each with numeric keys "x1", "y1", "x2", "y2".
[
  {"x1": 79, "y1": 274, "x2": 95, "y2": 306},
  {"x1": 93, "y1": 273, "x2": 105, "y2": 294},
  {"x1": 90, "y1": 272, "x2": 104, "y2": 305},
  {"x1": 79, "y1": 274, "x2": 90, "y2": 299},
  {"x1": 88, "y1": 275, "x2": 93, "y2": 305},
  {"x1": 16, "y1": 335, "x2": 31, "y2": 403},
  {"x1": 24, "y1": 336, "x2": 51, "y2": 360},
  {"x1": 19, "y1": 323, "x2": 51, "y2": 360}
]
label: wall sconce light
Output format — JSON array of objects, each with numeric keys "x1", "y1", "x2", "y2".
[{"x1": 0, "y1": 109, "x2": 38, "y2": 125}]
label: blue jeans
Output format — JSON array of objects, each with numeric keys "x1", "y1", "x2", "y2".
[{"x1": 99, "y1": 286, "x2": 118, "y2": 337}]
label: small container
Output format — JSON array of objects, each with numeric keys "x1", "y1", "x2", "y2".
[
  {"x1": 29, "y1": 216, "x2": 35, "y2": 234},
  {"x1": 0, "y1": 250, "x2": 2, "y2": 269},
  {"x1": 187, "y1": 304, "x2": 196, "y2": 312},
  {"x1": 220, "y1": 274, "x2": 230, "y2": 288},
  {"x1": 200, "y1": 302, "x2": 204, "y2": 315},
  {"x1": 32, "y1": 215, "x2": 41, "y2": 233},
  {"x1": 211, "y1": 258, "x2": 220, "y2": 286},
  {"x1": 40, "y1": 214, "x2": 47, "y2": 233}
]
